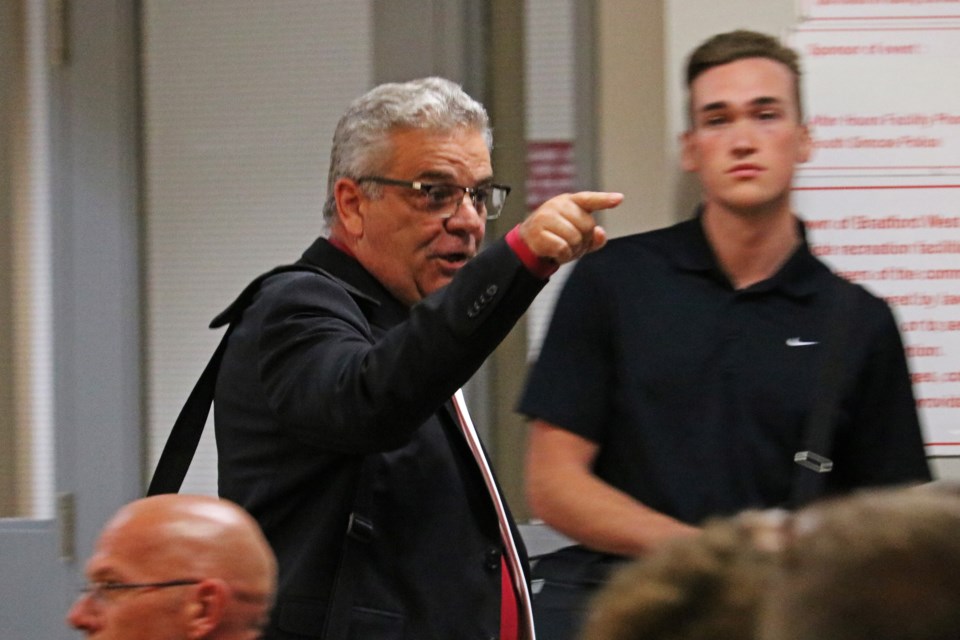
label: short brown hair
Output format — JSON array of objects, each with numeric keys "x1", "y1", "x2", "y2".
[
  {"x1": 760, "y1": 486, "x2": 960, "y2": 640},
  {"x1": 581, "y1": 511, "x2": 782, "y2": 640},
  {"x1": 685, "y1": 30, "x2": 804, "y2": 123}
]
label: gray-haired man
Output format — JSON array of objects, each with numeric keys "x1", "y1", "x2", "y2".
[{"x1": 213, "y1": 77, "x2": 622, "y2": 640}]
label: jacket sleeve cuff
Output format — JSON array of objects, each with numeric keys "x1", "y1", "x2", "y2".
[{"x1": 505, "y1": 225, "x2": 559, "y2": 279}]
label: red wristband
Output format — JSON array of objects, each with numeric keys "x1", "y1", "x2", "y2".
[{"x1": 505, "y1": 225, "x2": 559, "y2": 279}]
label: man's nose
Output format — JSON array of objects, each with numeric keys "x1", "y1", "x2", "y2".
[
  {"x1": 730, "y1": 120, "x2": 758, "y2": 155},
  {"x1": 66, "y1": 593, "x2": 99, "y2": 632},
  {"x1": 444, "y1": 193, "x2": 485, "y2": 234}
]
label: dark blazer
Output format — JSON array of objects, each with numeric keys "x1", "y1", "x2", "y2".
[{"x1": 214, "y1": 236, "x2": 545, "y2": 640}]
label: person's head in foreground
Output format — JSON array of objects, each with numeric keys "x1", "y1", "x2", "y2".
[
  {"x1": 67, "y1": 494, "x2": 277, "y2": 640},
  {"x1": 759, "y1": 484, "x2": 960, "y2": 640},
  {"x1": 580, "y1": 509, "x2": 784, "y2": 640}
]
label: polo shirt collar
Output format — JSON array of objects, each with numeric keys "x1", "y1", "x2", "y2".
[{"x1": 669, "y1": 205, "x2": 823, "y2": 300}]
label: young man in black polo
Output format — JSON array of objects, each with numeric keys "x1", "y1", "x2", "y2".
[{"x1": 518, "y1": 29, "x2": 931, "y2": 640}]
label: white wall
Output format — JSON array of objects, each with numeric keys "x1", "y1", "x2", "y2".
[{"x1": 143, "y1": 0, "x2": 374, "y2": 494}]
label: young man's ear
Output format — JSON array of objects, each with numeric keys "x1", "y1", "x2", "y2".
[
  {"x1": 333, "y1": 177, "x2": 366, "y2": 237},
  {"x1": 184, "y1": 580, "x2": 228, "y2": 640},
  {"x1": 680, "y1": 130, "x2": 699, "y2": 173},
  {"x1": 796, "y1": 123, "x2": 813, "y2": 164}
]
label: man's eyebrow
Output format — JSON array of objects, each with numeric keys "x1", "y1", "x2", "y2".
[
  {"x1": 751, "y1": 96, "x2": 783, "y2": 108},
  {"x1": 699, "y1": 96, "x2": 784, "y2": 113},
  {"x1": 700, "y1": 100, "x2": 729, "y2": 113},
  {"x1": 414, "y1": 170, "x2": 456, "y2": 182},
  {"x1": 89, "y1": 569, "x2": 121, "y2": 582},
  {"x1": 414, "y1": 171, "x2": 495, "y2": 186}
]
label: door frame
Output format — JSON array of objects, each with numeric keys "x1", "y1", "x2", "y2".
[{"x1": 0, "y1": 1, "x2": 142, "y2": 638}]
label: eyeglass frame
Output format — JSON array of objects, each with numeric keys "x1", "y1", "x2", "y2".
[
  {"x1": 78, "y1": 579, "x2": 201, "y2": 605},
  {"x1": 355, "y1": 176, "x2": 511, "y2": 220},
  {"x1": 78, "y1": 578, "x2": 272, "y2": 606}
]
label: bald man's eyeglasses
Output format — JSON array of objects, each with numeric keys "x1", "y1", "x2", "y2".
[
  {"x1": 79, "y1": 579, "x2": 200, "y2": 605},
  {"x1": 357, "y1": 176, "x2": 511, "y2": 220}
]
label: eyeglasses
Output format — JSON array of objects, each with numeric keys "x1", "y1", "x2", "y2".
[
  {"x1": 357, "y1": 176, "x2": 511, "y2": 220},
  {"x1": 78, "y1": 579, "x2": 200, "y2": 605}
]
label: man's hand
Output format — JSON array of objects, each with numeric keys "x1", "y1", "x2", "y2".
[{"x1": 518, "y1": 191, "x2": 624, "y2": 264}]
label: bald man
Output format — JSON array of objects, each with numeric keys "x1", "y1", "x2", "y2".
[{"x1": 68, "y1": 495, "x2": 277, "y2": 640}]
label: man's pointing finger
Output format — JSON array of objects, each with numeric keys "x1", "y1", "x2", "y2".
[{"x1": 568, "y1": 191, "x2": 625, "y2": 213}]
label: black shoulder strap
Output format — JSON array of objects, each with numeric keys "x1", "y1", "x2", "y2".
[
  {"x1": 147, "y1": 263, "x2": 333, "y2": 496},
  {"x1": 789, "y1": 279, "x2": 859, "y2": 509}
]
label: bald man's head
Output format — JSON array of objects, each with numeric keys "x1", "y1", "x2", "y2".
[
  {"x1": 68, "y1": 495, "x2": 277, "y2": 640},
  {"x1": 105, "y1": 495, "x2": 276, "y2": 594}
]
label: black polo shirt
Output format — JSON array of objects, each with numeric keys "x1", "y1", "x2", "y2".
[{"x1": 518, "y1": 213, "x2": 930, "y2": 525}]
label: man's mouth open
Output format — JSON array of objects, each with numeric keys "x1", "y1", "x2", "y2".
[{"x1": 434, "y1": 252, "x2": 472, "y2": 272}]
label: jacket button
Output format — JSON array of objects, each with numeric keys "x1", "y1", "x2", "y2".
[{"x1": 484, "y1": 547, "x2": 501, "y2": 571}]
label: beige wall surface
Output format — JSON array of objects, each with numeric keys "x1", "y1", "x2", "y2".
[{"x1": 595, "y1": 0, "x2": 668, "y2": 237}]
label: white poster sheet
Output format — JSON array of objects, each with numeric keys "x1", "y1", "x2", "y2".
[
  {"x1": 799, "y1": 0, "x2": 960, "y2": 22},
  {"x1": 791, "y1": 22, "x2": 960, "y2": 454}
]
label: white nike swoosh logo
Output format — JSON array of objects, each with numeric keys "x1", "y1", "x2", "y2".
[{"x1": 786, "y1": 337, "x2": 819, "y2": 347}]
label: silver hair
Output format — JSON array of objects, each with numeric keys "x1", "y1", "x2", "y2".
[{"x1": 321, "y1": 77, "x2": 492, "y2": 229}]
